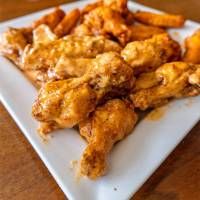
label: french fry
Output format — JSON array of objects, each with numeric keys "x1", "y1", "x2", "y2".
[
  {"x1": 54, "y1": 9, "x2": 81, "y2": 37},
  {"x1": 130, "y1": 24, "x2": 166, "y2": 41},
  {"x1": 134, "y1": 11, "x2": 185, "y2": 28},
  {"x1": 32, "y1": 7, "x2": 65, "y2": 30},
  {"x1": 183, "y1": 29, "x2": 200, "y2": 64}
]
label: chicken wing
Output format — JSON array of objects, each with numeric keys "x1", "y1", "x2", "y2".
[
  {"x1": 134, "y1": 11, "x2": 185, "y2": 28},
  {"x1": 121, "y1": 34, "x2": 181, "y2": 74},
  {"x1": 32, "y1": 52, "x2": 134, "y2": 134},
  {"x1": 74, "y1": 6, "x2": 132, "y2": 46},
  {"x1": 32, "y1": 80, "x2": 97, "y2": 128},
  {"x1": 21, "y1": 35, "x2": 122, "y2": 71},
  {"x1": 130, "y1": 62, "x2": 200, "y2": 110},
  {"x1": 79, "y1": 99, "x2": 138, "y2": 179},
  {"x1": 0, "y1": 27, "x2": 31, "y2": 66},
  {"x1": 47, "y1": 56, "x2": 92, "y2": 80},
  {"x1": 183, "y1": 29, "x2": 200, "y2": 64}
]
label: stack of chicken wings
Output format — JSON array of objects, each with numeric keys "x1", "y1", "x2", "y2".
[{"x1": 0, "y1": 0, "x2": 200, "y2": 179}]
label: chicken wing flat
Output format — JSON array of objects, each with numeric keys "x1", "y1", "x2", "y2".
[
  {"x1": 21, "y1": 35, "x2": 122, "y2": 71},
  {"x1": 74, "y1": 6, "x2": 132, "y2": 46},
  {"x1": 134, "y1": 11, "x2": 185, "y2": 28},
  {"x1": 79, "y1": 99, "x2": 138, "y2": 179},
  {"x1": 183, "y1": 29, "x2": 200, "y2": 64},
  {"x1": 32, "y1": 52, "x2": 134, "y2": 134},
  {"x1": 130, "y1": 24, "x2": 166, "y2": 41},
  {"x1": 130, "y1": 62, "x2": 200, "y2": 110},
  {"x1": 121, "y1": 34, "x2": 181, "y2": 74}
]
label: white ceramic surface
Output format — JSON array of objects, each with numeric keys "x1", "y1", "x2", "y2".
[{"x1": 0, "y1": 1, "x2": 199, "y2": 200}]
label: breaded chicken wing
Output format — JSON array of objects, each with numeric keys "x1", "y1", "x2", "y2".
[
  {"x1": 32, "y1": 52, "x2": 134, "y2": 134},
  {"x1": 0, "y1": 27, "x2": 31, "y2": 66},
  {"x1": 21, "y1": 35, "x2": 121, "y2": 71},
  {"x1": 134, "y1": 11, "x2": 185, "y2": 28},
  {"x1": 183, "y1": 29, "x2": 200, "y2": 64},
  {"x1": 121, "y1": 34, "x2": 181, "y2": 74},
  {"x1": 32, "y1": 81, "x2": 97, "y2": 132},
  {"x1": 79, "y1": 99, "x2": 137, "y2": 179},
  {"x1": 130, "y1": 62, "x2": 200, "y2": 110},
  {"x1": 74, "y1": 6, "x2": 132, "y2": 45}
]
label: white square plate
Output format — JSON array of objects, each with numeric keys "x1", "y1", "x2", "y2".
[{"x1": 0, "y1": 1, "x2": 199, "y2": 200}]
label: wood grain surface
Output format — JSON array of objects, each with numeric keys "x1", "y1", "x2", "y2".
[{"x1": 0, "y1": 1, "x2": 199, "y2": 200}]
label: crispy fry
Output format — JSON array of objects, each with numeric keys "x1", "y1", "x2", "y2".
[
  {"x1": 130, "y1": 24, "x2": 166, "y2": 41},
  {"x1": 183, "y1": 29, "x2": 200, "y2": 64},
  {"x1": 134, "y1": 11, "x2": 185, "y2": 28},
  {"x1": 54, "y1": 9, "x2": 81, "y2": 37},
  {"x1": 32, "y1": 7, "x2": 65, "y2": 30}
]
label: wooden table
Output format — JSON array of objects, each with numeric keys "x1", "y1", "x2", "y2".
[{"x1": 0, "y1": 1, "x2": 199, "y2": 199}]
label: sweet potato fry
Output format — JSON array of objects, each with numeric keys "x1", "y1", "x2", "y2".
[
  {"x1": 32, "y1": 7, "x2": 65, "y2": 30},
  {"x1": 130, "y1": 24, "x2": 166, "y2": 41},
  {"x1": 183, "y1": 29, "x2": 200, "y2": 64},
  {"x1": 134, "y1": 11, "x2": 185, "y2": 28},
  {"x1": 54, "y1": 9, "x2": 80, "y2": 37}
]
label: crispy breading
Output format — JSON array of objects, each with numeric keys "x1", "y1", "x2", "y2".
[
  {"x1": 183, "y1": 29, "x2": 200, "y2": 64},
  {"x1": 21, "y1": 35, "x2": 122, "y2": 71},
  {"x1": 134, "y1": 11, "x2": 185, "y2": 28},
  {"x1": 76, "y1": 6, "x2": 132, "y2": 46},
  {"x1": 0, "y1": 27, "x2": 30, "y2": 66},
  {"x1": 79, "y1": 99, "x2": 137, "y2": 179},
  {"x1": 121, "y1": 34, "x2": 181, "y2": 74},
  {"x1": 32, "y1": 52, "x2": 134, "y2": 133},
  {"x1": 130, "y1": 62, "x2": 200, "y2": 110}
]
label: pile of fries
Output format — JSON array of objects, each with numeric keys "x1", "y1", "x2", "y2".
[{"x1": 0, "y1": 0, "x2": 200, "y2": 179}]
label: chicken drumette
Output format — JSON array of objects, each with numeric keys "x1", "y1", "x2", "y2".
[
  {"x1": 32, "y1": 52, "x2": 134, "y2": 134},
  {"x1": 79, "y1": 99, "x2": 138, "y2": 179}
]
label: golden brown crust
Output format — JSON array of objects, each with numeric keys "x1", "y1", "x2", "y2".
[
  {"x1": 121, "y1": 34, "x2": 181, "y2": 74},
  {"x1": 79, "y1": 99, "x2": 137, "y2": 179},
  {"x1": 134, "y1": 11, "x2": 185, "y2": 28},
  {"x1": 130, "y1": 62, "x2": 200, "y2": 110}
]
